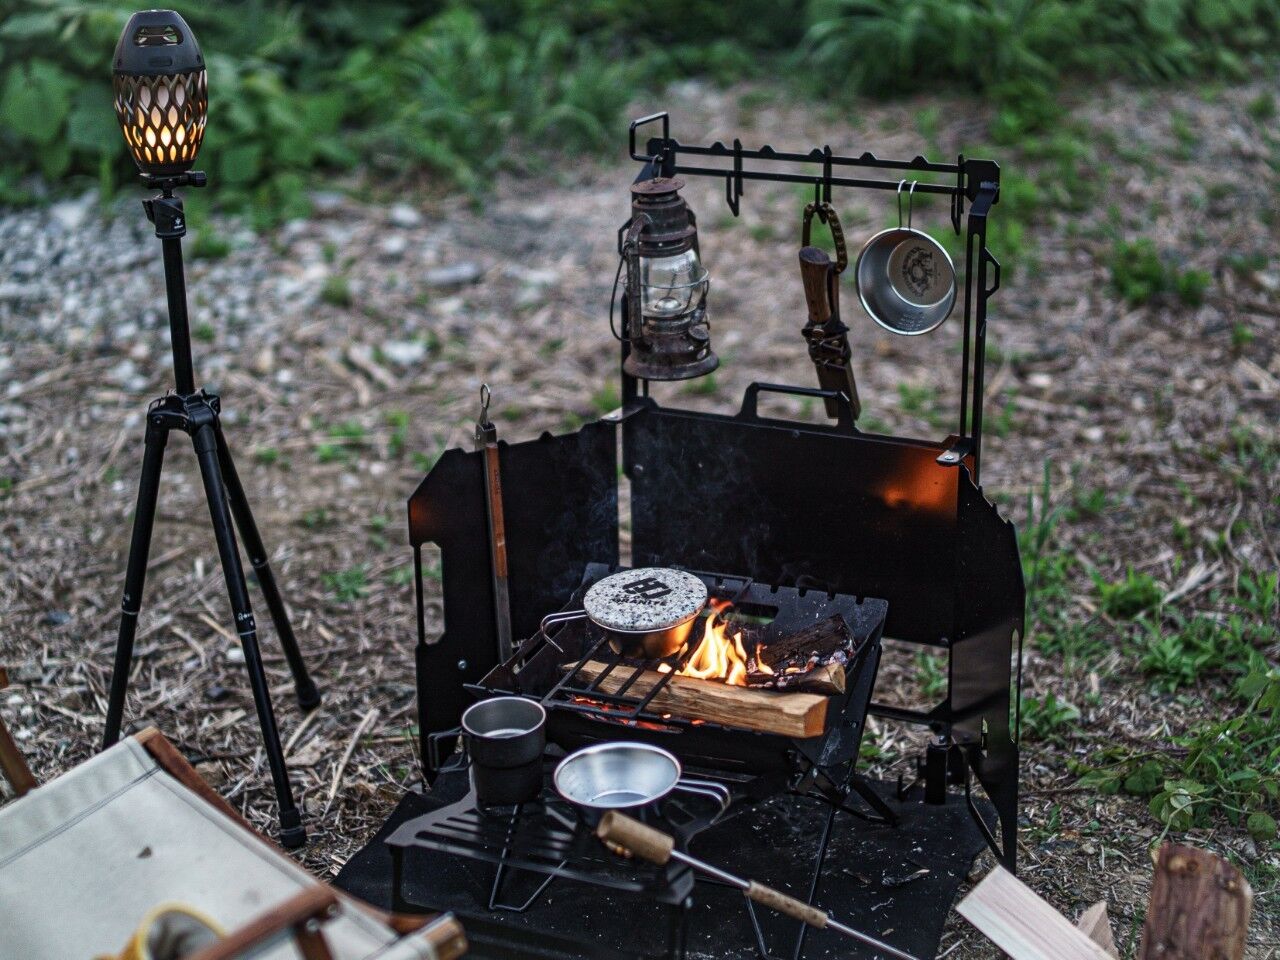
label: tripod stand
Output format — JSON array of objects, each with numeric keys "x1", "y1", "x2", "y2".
[{"x1": 102, "y1": 172, "x2": 319, "y2": 848}]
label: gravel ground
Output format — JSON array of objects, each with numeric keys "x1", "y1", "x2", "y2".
[{"x1": 2, "y1": 77, "x2": 1277, "y2": 957}]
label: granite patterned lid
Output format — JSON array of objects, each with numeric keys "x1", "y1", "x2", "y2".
[{"x1": 584, "y1": 568, "x2": 708, "y2": 633}]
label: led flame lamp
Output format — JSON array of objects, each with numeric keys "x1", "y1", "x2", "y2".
[
  {"x1": 621, "y1": 177, "x2": 718, "y2": 381},
  {"x1": 112, "y1": 10, "x2": 207, "y2": 177},
  {"x1": 102, "y1": 10, "x2": 317, "y2": 849}
]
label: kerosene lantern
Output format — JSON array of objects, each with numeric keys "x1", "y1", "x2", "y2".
[{"x1": 619, "y1": 177, "x2": 718, "y2": 380}]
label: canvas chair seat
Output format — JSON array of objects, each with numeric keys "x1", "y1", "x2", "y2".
[{"x1": 0, "y1": 737, "x2": 442, "y2": 960}]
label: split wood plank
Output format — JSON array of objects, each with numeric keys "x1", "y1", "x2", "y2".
[
  {"x1": 570, "y1": 660, "x2": 828, "y2": 738},
  {"x1": 1138, "y1": 845, "x2": 1252, "y2": 960},
  {"x1": 957, "y1": 866, "x2": 1117, "y2": 960},
  {"x1": 1076, "y1": 902, "x2": 1119, "y2": 959}
]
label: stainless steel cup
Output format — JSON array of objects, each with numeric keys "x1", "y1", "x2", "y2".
[
  {"x1": 461, "y1": 696, "x2": 546, "y2": 807},
  {"x1": 854, "y1": 181, "x2": 957, "y2": 336}
]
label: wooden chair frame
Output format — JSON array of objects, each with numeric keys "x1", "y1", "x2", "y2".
[{"x1": 0, "y1": 667, "x2": 38, "y2": 797}]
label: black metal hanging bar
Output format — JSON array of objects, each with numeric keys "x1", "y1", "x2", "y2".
[{"x1": 624, "y1": 112, "x2": 1003, "y2": 477}]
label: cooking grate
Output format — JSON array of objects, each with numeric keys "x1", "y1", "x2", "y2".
[{"x1": 485, "y1": 565, "x2": 886, "y2": 748}]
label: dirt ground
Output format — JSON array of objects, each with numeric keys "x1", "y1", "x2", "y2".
[{"x1": 1, "y1": 77, "x2": 1277, "y2": 956}]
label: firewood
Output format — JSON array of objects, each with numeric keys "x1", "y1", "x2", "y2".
[
  {"x1": 757, "y1": 614, "x2": 854, "y2": 667},
  {"x1": 744, "y1": 614, "x2": 854, "y2": 692},
  {"x1": 1138, "y1": 845, "x2": 1252, "y2": 960},
  {"x1": 746, "y1": 661, "x2": 845, "y2": 696},
  {"x1": 1076, "y1": 902, "x2": 1119, "y2": 959},
  {"x1": 957, "y1": 866, "x2": 1115, "y2": 960},
  {"x1": 567, "y1": 661, "x2": 828, "y2": 738}
]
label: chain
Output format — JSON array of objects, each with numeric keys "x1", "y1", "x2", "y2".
[{"x1": 801, "y1": 201, "x2": 848, "y2": 274}]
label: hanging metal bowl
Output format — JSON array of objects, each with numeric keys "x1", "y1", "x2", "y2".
[{"x1": 854, "y1": 183, "x2": 957, "y2": 336}]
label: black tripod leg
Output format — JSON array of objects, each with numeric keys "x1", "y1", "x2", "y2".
[
  {"x1": 103, "y1": 417, "x2": 169, "y2": 748},
  {"x1": 214, "y1": 425, "x2": 320, "y2": 710},
  {"x1": 192, "y1": 422, "x2": 306, "y2": 848}
]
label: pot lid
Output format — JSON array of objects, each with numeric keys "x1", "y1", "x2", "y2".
[{"x1": 584, "y1": 567, "x2": 707, "y2": 633}]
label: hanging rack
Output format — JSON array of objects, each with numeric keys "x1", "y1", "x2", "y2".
[{"x1": 623, "y1": 112, "x2": 1002, "y2": 483}]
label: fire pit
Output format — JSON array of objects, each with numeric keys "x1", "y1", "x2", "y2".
[{"x1": 386, "y1": 114, "x2": 1024, "y2": 958}]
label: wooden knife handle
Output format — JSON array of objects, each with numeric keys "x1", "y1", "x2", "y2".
[{"x1": 799, "y1": 246, "x2": 834, "y2": 326}]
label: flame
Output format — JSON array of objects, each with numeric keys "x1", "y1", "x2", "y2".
[{"x1": 676, "y1": 598, "x2": 772, "y2": 687}]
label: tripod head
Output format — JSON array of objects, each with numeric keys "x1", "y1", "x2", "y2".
[{"x1": 141, "y1": 171, "x2": 207, "y2": 240}]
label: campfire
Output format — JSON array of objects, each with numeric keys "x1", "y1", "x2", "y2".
[{"x1": 659, "y1": 599, "x2": 768, "y2": 687}]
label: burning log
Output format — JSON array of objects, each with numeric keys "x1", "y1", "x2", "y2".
[
  {"x1": 746, "y1": 615, "x2": 855, "y2": 696},
  {"x1": 747, "y1": 661, "x2": 844, "y2": 696},
  {"x1": 569, "y1": 661, "x2": 828, "y2": 738}
]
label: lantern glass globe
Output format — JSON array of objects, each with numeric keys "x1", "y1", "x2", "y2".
[{"x1": 639, "y1": 249, "x2": 709, "y2": 320}]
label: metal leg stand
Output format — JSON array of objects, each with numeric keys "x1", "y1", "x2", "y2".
[
  {"x1": 215, "y1": 424, "x2": 320, "y2": 710},
  {"x1": 192, "y1": 418, "x2": 306, "y2": 848},
  {"x1": 103, "y1": 413, "x2": 169, "y2": 748}
]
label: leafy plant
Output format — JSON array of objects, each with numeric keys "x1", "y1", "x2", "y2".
[
  {"x1": 914, "y1": 651, "x2": 947, "y2": 700},
  {"x1": 324, "y1": 564, "x2": 368, "y2": 602},
  {"x1": 1108, "y1": 238, "x2": 1212, "y2": 307},
  {"x1": 1020, "y1": 689, "x2": 1080, "y2": 743},
  {"x1": 1079, "y1": 667, "x2": 1280, "y2": 839},
  {"x1": 345, "y1": 8, "x2": 633, "y2": 193},
  {"x1": 1094, "y1": 566, "x2": 1163, "y2": 619}
]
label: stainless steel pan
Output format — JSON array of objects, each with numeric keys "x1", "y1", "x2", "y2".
[
  {"x1": 554, "y1": 741, "x2": 729, "y2": 826},
  {"x1": 538, "y1": 567, "x2": 708, "y2": 660}
]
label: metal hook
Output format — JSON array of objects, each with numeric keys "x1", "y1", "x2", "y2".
[
  {"x1": 822, "y1": 145, "x2": 833, "y2": 204},
  {"x1": 896, "y1": 180, "x2": 918, "y2": 231},
  {"x1": 479, "y1": 383, "x2": 492, "y2": 426}
]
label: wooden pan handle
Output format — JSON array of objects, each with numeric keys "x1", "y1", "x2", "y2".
[
  {"x1": 746, "y1": 881, "x2": 830, "y2": 929},
  {"x1": 799, "y1": 247, "x2": 834, "y2": 326},
  {"x1": 596, "y1": 811, "x2": 675, "y2": 865},
  {"x1": 421, "y1": 914, "x2": 468, "y2": 960}
]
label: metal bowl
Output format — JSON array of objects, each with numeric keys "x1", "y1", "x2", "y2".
[
  {"x1": 554, "y1": 742, "x2": 682, "y2": 810},
  {"x1": 855, "y1": 227, "x2": 956, "y2": 336}
]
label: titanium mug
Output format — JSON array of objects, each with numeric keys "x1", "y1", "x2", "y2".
[{"x1": 460, "y1": 696, "x2": 547, "y2": 807}]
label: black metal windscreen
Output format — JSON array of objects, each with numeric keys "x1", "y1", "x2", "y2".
[{"x1": 408, "y1": 420, "x2": 618, "y2": 744}]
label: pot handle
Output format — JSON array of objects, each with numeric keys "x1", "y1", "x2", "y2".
[
  {"x1": 673, "y1": 777, "x2": 731, "y2": 821},
  {"x1": 539, "y1": 609, "x2": 586, "y2": 650},
  {"x1": 426, "y1": 726, "x2": 464, "y2": 773}
]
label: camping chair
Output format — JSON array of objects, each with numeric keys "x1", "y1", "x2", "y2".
[{"x1": 0, "y1": 724, "x2": 466, "y2": 960}]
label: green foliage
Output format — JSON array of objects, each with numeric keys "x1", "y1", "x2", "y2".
[
  {"x1": 324, "y1": 564, "x2": 369, "y2": 602},
  {"x1": 1020, "y1": 461, "x2": 1072, "y2": 638},
  {"x1": 1020, "y1": 689, "x2": 1080, "y2": 743},
  {"x1": 1094, "y1": 566, "x2": 1163, "y2": 619},
  {"x1": 914, "y1": 650, "x2": 947, "y2": 700},
  {"x1": 321, "y1": 274, "x2": 353, "y2": 308},
  {"x1": 345, "y1": 8, "x2": 633, "y2": 193},
  {"x1": 1108, "y1": 238, "x2": 1213, "y2": 307},
  {"x1": 7, "y1": 0, "x2": 1278, "y2": 214},
  {"x1": 804, "y1": 0, "x2": 1280, "y2": 102},
  {"x1": 1080, "y1": 667, "x2": 1280, "y2": 836},
  {"x1": 1247, "y1": 91, "x2": 1276, "y2": 122},
  {"x1": 1138, "y1": 608, "x2": 1271, "y2": 693}
]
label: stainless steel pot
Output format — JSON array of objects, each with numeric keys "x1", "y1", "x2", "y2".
[
  {"x1": 539, "y1": 568, "x2": 708, "y2": 660},
  {"x1": 855, "y1": 181, "x2": 956, "y2": 336},
  {"x1": 553, "y1": 742, "x2": 730, "y2": 826}
]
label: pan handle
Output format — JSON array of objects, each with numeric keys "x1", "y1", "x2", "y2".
[
  {"x1": 538, "y1": 609, "x2": 586, "y2": 652},
  {"x1": 673, "y1": 777, "x2": 731, "y2": 821},
  {"x1": 540, "y1": 609, "x2": 586, "y2": 633}
]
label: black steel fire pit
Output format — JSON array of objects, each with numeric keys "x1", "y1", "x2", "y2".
[{"x1": 395, "y1": 114, "x2": 1025, "y2": 958}]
